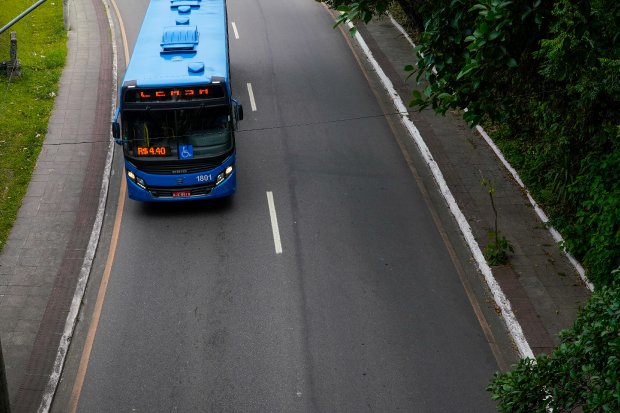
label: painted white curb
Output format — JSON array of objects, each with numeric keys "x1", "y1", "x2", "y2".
[
  {"x1": 348, "y1": 19, "x2": 535, "y2": 359},
  {"x1": 39, "y1": 0, "x2": 118, "y2": 411}
]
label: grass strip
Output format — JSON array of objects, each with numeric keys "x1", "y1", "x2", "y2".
[{"x1": 0, "y1": 0, "x2": 66, "y2": 253}]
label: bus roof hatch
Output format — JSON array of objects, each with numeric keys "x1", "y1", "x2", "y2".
[{"x1": 161, "y1": 26, "x2": 199, "y2": 53}]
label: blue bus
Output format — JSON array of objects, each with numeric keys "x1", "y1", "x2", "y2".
[{"x1": 112, "y1": 0, "x2": 242, "y2": 202}]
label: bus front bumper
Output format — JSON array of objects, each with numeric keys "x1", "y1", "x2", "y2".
[{"x1": 124, "y1": 162, "x2": 236, "y2": 202}]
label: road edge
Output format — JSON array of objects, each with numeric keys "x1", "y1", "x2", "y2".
[
  {"x1": 38, "y1": 0, "x2": 118, "y2": 411},
  {"x1": 347, "y1": 19, "x2": 535, "y2": 359}
]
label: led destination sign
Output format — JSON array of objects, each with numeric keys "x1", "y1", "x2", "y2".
[{"x1": 124, "y1": 85, "x2": 225, "y2": 103}]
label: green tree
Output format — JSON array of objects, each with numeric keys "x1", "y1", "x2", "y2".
[
  {"x1": 324, "y1": 0, "x2": 620, "y2": 285},
  {"x1": 531, "y1": 0, "x2": 620, "y2": 286},
  {"x1": 488, "y1": 271, "x2": 620, "y2": 412}
]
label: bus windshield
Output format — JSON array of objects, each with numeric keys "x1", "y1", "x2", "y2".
[{"x1": 122, "y1": 106, "x2": 232, "y2": 159}]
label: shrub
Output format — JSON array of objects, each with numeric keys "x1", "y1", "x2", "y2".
[{"x1": 489, "y1": 270, "x2": 620, "y2": 412}]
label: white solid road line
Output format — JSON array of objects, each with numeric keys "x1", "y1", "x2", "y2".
[
  {"x1": 266, "y1": 191, "x2": 283, "y2": 254},
  {"x1": 231, "y1": 21, "x2": 239, "y2": 39},
  {"x1": 247, "y1": 82, "x2": 257, "y2": 111}
]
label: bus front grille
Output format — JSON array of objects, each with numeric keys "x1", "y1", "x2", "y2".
[{"x1": 129, "y1": 152, "x2": 231, "y2": 175}]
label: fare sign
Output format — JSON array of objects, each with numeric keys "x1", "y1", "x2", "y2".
[
  {"x1": 137, "y1": 146, "x2": 168, "y2": 156},
  {"x1": 124, "y1": 85, "x2": 225, "y2": 103}
]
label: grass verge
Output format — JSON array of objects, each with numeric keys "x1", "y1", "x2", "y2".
[{"x1": 0, "y1": 1, "x2": 66, "y2": 253}]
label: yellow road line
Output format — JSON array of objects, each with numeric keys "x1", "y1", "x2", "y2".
[
  {"x1": 68, "y1": 0, "x2": 129, "y2": 410},
  {"x1": 110, "y1": 0, "x2": 130, "y2": 63},
  {"x1": 69, "y1": 176, "x2": 126, "y2": 412}
]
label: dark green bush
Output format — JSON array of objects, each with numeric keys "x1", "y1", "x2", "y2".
[{"x1": 488, "y1": 272, "x2": 620, "y2": 412}]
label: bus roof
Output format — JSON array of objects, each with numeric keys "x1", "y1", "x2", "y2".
[{"x1": 123, "y1": 0, "x2": 229, "y2": 89}]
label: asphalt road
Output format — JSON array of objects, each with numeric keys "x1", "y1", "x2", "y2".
[{"x1": 62, "y1": 0, "x2": 505, "y2": 411}]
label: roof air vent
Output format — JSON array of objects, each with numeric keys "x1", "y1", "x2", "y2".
[
  {"x1": 161, "y1": 26, "x2": 199, "y2": 53},
  {"x1": 171, "y1": 1, "x2": 202, "y2": 12},
  {"x1": 188, "y1": 62, "x2": 205, "y2": 73}
]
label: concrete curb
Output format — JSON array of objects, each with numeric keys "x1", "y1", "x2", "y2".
[
  {"x1": 38, "y1": 0, "x2": 117, "y2": 411},
  {"x1": 347, "y1": 20, "x2": 535, "y2": 359},
  {"x1": 387, "y1": 14, "x2": 593, "y2": 293}
]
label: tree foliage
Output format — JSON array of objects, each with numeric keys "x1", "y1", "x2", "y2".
[
  {"x1": 324, "y1": 0, "x2": 620, "y2": 286},
  {"x1": 321, "y1": 1, "x2": 426, "y2": 28},
  {"x1": 488, "y1": 271, "x2": 620, "y2": 412}
]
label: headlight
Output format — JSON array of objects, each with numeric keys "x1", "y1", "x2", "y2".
[
  {"x1": 136, "y1": 177, "x2": 146, "y2": 189},
  {"x1": 216, "y1": 165, "x2": 234, "y2": 185},
  {"x1": 127, "y1": 170, "x2": 146, "y2": 189},
  {"x1": 215, "y1": 172, "x2": 225, "y2": 185}
]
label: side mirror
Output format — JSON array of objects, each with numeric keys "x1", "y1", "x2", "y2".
[
  {"x1": 112, "y1": 122, "x2": 121, "y2": 144},
  {"x1": 112, "y1": 108, "x2": 122, "y2": 145},
  {"x1": 232, "y1": 99, "x2": 243, "y2": 122}
]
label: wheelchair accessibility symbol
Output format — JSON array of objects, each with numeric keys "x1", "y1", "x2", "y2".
[{"x1": 179, "y1": 144, "x2": 194, "y2": 159}]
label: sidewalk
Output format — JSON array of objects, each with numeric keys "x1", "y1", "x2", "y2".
[
  {"x1": 0, "y1": 0, "x2": 112, "y2": 411},
  {"x1": 0, "y1": 2, "x2": 591, "y2": 412}
]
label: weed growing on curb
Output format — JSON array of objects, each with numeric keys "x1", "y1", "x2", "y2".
[{"x1": 482, "y1": 179, "x2": 514, "y2": 266}]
